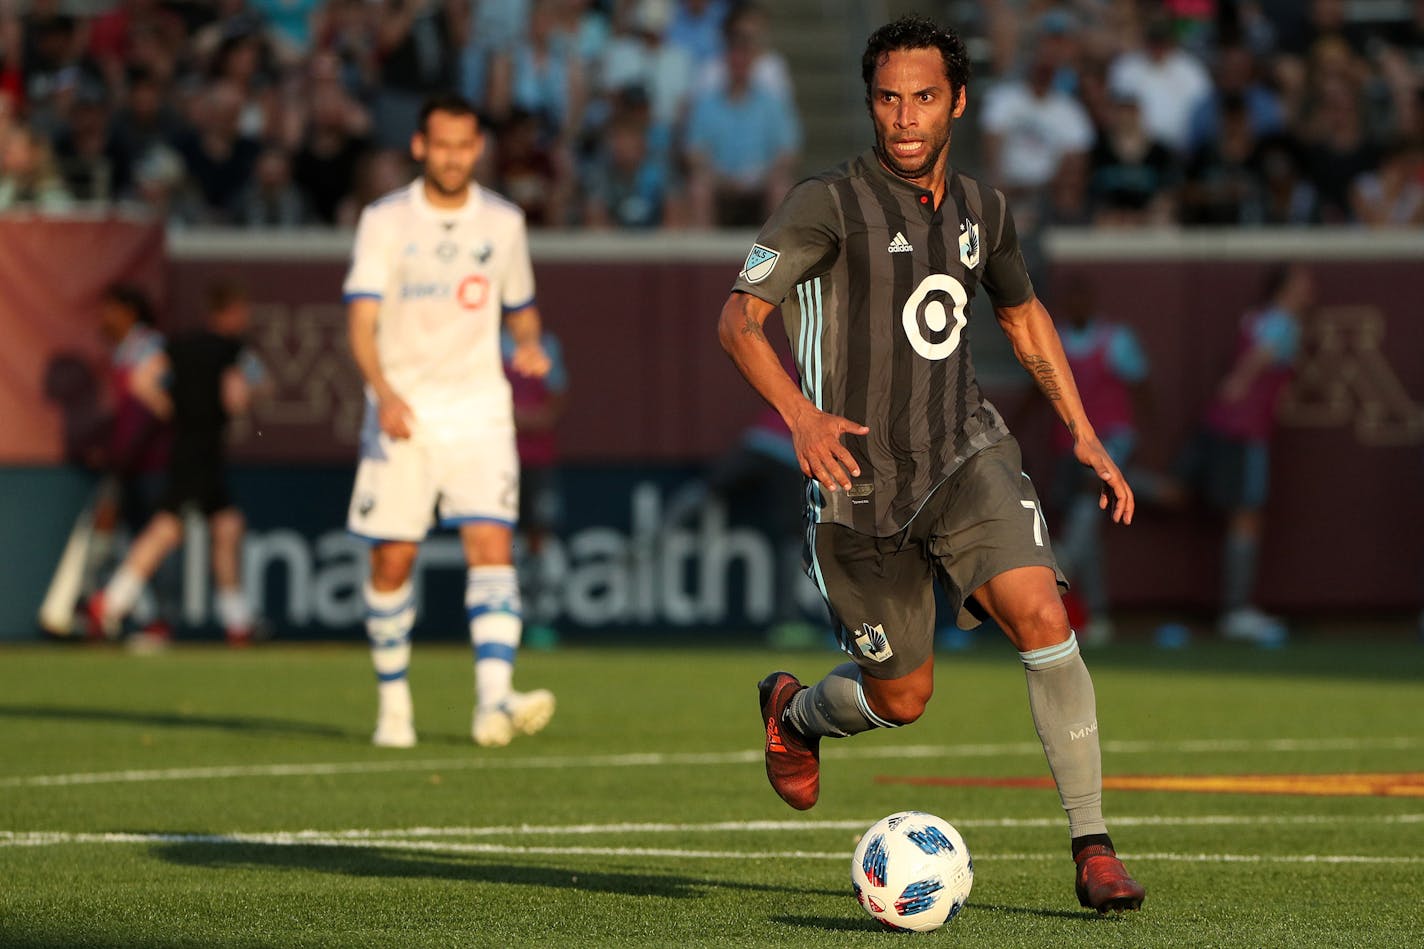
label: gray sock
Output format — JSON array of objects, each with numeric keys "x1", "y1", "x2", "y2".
[
  {"x1": 1221, "y1": 531, "x2": 1258, "y2": 613},
  {"x1": 785, "y1": 662, "x2": 886, "y2": 739},
  {"x1": 1020, "y1": 634, "x2": 1107, "y2": 838}
]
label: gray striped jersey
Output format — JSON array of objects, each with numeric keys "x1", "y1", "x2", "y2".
[{"x1": 732, "y1": 149, "x2": 1035, "y2": 537}]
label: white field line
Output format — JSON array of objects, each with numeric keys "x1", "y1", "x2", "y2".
[
  {"x1": 1, "y1": 735, "x2": 1419, "y2": 789},
  {"x1": 0, "y1": 830, "x2": 1422, "y2": 866}
]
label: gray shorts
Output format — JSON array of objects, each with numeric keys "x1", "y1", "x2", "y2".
[{"x1": 808, "y1": 437, "x2": 1065, "y2": 679}]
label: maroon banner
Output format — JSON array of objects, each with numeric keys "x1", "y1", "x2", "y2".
[{"x1": 0, "y1": 219, "x2": 166, "y2": 464}]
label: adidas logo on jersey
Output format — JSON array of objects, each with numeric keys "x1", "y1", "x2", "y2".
[{"x1": 887, "y1": 232, "x2": 914, "y2": 254}]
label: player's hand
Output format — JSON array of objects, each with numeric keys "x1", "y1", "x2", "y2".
[
  {"x1": 378, "y1": 392, "x2": 416, "y2": 440},
  {"x1": 510, "y1": 341, "x2": 551, "y2": 378},
  {"x1": 791, "y1": 407, "x2": 869, "y2": 494},
  {"x1": 1074, "y1": 436, "x2": 1135, "y2": 525}
]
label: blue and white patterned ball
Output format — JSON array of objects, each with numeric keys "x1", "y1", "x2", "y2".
[{"x1": 850, "y1": 810, "x2": 973, "y2": 932}]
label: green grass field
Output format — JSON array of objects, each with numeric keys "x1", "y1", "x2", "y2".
[{"x1": 2, "y1": 638, "x2": 1422, "y2": 948}]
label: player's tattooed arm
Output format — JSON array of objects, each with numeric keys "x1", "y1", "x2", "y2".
[
  {"x1": 739, "y1": 302, "x2": 769, "y2": 342},
  {"x1": 1021, "y1": 354, "x2": 1063, "y2": 401}
]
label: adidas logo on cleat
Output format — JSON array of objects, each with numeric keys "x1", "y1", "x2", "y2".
[
  {"x1": 887, "y1": 231, "x2": 914, "y2": 254},
  {"x1": 766, "y1": 716, "x2": 788, "y2": 753}
]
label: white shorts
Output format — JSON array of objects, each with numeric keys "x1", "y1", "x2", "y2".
[{"x1": 347, "y1": 426, "x2": 519, "y2": 542}]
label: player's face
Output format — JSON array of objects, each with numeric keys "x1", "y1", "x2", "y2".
[
  {"x1": 412, "y1": 111, "x2": 484, "y2": 199},
  {"x1": 868, "y1": 47, "x2": 965, "y2": 186}
]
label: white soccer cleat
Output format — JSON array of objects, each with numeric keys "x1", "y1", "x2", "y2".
[
  {"x1": 472, "y1": 689, "x2": 556, "y2": 747},
  {"x1": 505, "y1": 688, "x2": 556, "y2": 737},
  {"x1": 372, "y1": 712, "x2": 416, "y2": 748},
  {"x1": 1219, "y1": 607, "x2": 1287, "y2": 646},
  {"x1": 472, "y1": 706, "x2": 514, "y2": 748}
]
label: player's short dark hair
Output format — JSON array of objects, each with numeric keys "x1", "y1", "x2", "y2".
[
  {"x1": 103, "y1": 284, "x2": 156, "y2": 326},
  {"x1": 419, "y1": 93, "x2": 480, "y2": 134},
  {"x1": 861, "y1": 15, "x2": 971, "y2": 102},
  {"x1": 205, "y1": 277, "x2": 249, "y2": 315}
]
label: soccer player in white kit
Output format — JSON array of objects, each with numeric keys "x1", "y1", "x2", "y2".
[{"x1": 344, "y1": 93, "x2": 556, "y2": 748}]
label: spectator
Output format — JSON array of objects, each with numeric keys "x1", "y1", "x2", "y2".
[
  {"x1": 1187, "y1": 41, "x2": 1285, "y2": 152},
  {"x1": 458, "y1": 0, "x2": 529, "y2": 107},
  {"x1": 292, "y1": 60, "x2": 372, "y2": 224},
  {"x1": 488, "y1": 0, "x2": 585, "y2": 144},
  {"x1": 1299, "y1": 70, "x2": 1379, "y2": 222},
  {"x1": 583, "y1": 107, "x2": 681, "y2": 228},
  {"x1": 52, "y1": 84, "x2": 127, "y2": 203},
  {"x1": 1253, "y1": 136, "x2": 1320, "y2": 225},
  {"x1": 1181, "y1": 95, "x2": 1266, "y2": 226},
  {"x1": 1107, "y1": 13, "x2": 1211, "y2": 152},
  {"x1": 372, "y1": 0, "x2": 468, "y2": 148},
  {"x1": 172, "y1": 81, "x2": 262, "y2": 223},
  {"x1": 683, "y1": 12, "x2": 798, "y2": 227},
  {"x1": 249, "y1": 0, "x2": 324, "y2": 59},
  {"x1": 694, "y1": 3, "x2": 793, "y2": 104},
  {"x1": 1350, "y1": 138, "x2": 1424, "y2": 227},
  {"x1": 338, "y1": 147, "x2": 411, "y2": 225},
  {"x1": 109, "y1": 68, "x2": 184, "y2": 200},
  {"x1": 237, "y1": 146, "x2": 308, "y2": 227},
  {"x1": 0, "y1": 122, "x2": 74, "y2": 212},
  {"x1": 311, "y1": 0, "x2": 381, "y2": 97},
  {"x1": 666, "y1": 0, "x2": 730, "y2": 69},
  {"x1": 598, "y1": 0, "x2": 695, "y2": 135},
  {"x1": 494, "y1": 108, "x2": 572, "y2": 227},
  {"x1": 1088, "y1": 92, "x2": 1176, "y2": 226},
  {"x1": 981, "y1": 38, "x2": 1094, "y2": 226}
]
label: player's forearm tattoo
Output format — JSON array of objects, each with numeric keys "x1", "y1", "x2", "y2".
[
  {"x1": 1023, "y1": 354, "x2": 1063, "y2": 400},
  {"x1": 740, "y1": 307, "x2": 768, "y2": 342}
]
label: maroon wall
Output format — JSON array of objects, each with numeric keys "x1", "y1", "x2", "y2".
[{"x1": 164, "y1": 248, "x2": 1424, "y2": 612}]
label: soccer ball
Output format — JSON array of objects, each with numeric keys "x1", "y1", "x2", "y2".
[{"x1": 850, "y1": 810, "x2": 973, "y2": 932}]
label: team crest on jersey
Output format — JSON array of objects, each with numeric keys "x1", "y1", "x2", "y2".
[
  {"x1": 741, "y1": 243, "x2": 780, "y2": 283},
  {"x1": 436, "y1": 240, "x2": 459, "y2": 261},
  {"x1": 472, "y1": 241, "x2": 493, "y2": 264},
  {"x1": 854, "y1": 623, "x2": 894, "y2": 662},
  {"x1": 959, "y1": 220, "x2": 980, "y2": 269}
]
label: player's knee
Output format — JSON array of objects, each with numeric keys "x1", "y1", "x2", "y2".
[
  {"x1": 370, "y1": 544, "x2": 417, "y2": 590},
  {"x1": 864, "y1": 682, "x2": 933, "y2": 726},
  {"x1": 1010, "y1": 598, "x2": 1073, "y2": 651},
  {"x1": 209, "y1": 509, "x2": 244, "y2": 542}
]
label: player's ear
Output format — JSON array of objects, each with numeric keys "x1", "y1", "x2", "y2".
[
  {"x1": 410, "y1": 132, "x2": 427, "y2": 163},
  {"x1": 952, "y1": 86, "x2": 967, "y2": 119}
]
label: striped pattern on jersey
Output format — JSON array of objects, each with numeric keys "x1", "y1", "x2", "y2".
[{"x1": 769, "y1": 151, "x2": 1023, "y2": 536}]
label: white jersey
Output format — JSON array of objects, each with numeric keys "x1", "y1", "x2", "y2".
[{"x1": 344, "y1": 179, "x2": 535, "y2": 435}]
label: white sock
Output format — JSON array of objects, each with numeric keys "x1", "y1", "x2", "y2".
[
  {"x1": 103, "y1": 566, "x2": 145, "y2": 622},
  {"x1": 367, "y1": 582, "x2": 415, "y2": 716},
  {"x1": 215, "y1": 587, "x2": 251, "y2": 631},
  {"x1": 467, "y1": 566, "x2": 521, "y2": 709}
]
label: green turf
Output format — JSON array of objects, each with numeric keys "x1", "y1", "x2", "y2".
[{"x1": 2, "y1": 639, "x2": 1422, "y2": 948}]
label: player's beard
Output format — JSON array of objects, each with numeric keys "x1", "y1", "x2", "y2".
[
  {"x1": 876, "y1": 117, "x2": 954, "y2": 183},
  {"x1": 424, "y1": 163, "x2": 473, "y2": 198}
]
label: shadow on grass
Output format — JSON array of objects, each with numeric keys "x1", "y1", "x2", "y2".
[
  {"x1": 771, "y1": 902, "x2": 1099, "y2": 931},
  {"x1": 153, "y1": 840, "x2": 846, "y2": 900},
  {"x1": 0, "y1": 704, "x2": 363, "y2": 742}
]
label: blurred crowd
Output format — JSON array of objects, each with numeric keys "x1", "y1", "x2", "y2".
[
  {"x1": 0, "y1": 0, "x2": 1420, "y2": 230},
  {"x1": 977, "y1": 0, "x2": 1424, "y2": 228},
  {"x1": 0, "y1": 0, "x2": 800, "y2": 228}
]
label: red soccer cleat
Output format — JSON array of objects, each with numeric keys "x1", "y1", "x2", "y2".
[
  {"x1": 82, "y1": 593, "x2": 114, "y2": 641},
  {"x1": 758, "y1": 672, "x2": 821, "y2": 810},
  {"x1": 1075, "y1": 844, "x2": 1146, "y2": 914}
]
